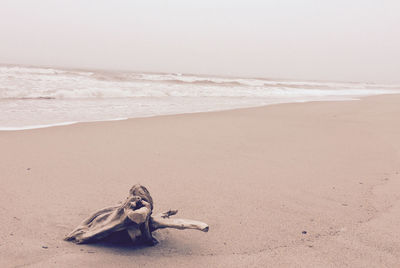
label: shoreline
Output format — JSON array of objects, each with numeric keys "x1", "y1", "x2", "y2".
[
  {"x1": 1, "y1": 94, "x2": 400, "y2": 267},
  {"x1": 0, "y1": 94, "x2": 394, "y2": 131}
]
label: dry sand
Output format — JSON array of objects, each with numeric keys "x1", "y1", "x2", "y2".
[{"x1": 1, "y1": 94, "x2": 400, "y2": 267}]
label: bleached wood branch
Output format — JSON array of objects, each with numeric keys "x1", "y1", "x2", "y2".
[{"x1": 150, "y1": 210, "x2": 209, "y2": 232}]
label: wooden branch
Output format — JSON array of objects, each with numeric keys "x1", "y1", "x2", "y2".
[
  {"x1": 159, "y1": 209, "x2": 178, "y2": 218},
  {"x1": 64, "y1": 185, "x2": 208, "y2": 246},
  {"x1": 150, "y1": 210, "x2": 209, "y2": 232}
]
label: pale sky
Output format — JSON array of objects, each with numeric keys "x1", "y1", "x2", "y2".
[{"x1": 1, "y1": 0, "x2": 399, "y2": 83}]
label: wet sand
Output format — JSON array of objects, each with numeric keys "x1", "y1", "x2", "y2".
[{"x1": 1, "y1": 94, "x2": 400, "y2": 267}]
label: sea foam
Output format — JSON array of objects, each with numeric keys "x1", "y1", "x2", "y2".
[{"x1": 0, "y1": 64, "x2": 399, "y2": 130}]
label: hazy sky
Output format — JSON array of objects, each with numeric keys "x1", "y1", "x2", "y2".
[{"x1": 1, "y1": 0, "x2": 399, "y2": 82}]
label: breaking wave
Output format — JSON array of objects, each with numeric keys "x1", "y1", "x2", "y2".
[
  {"x1": 1, "y1": 64, "x2": 399, "y2": 130},
  {"x1": 1, "y1": 64, "x2": 399, "y2": 100}
]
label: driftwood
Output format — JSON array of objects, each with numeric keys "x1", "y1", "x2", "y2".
[{"x1": 64, "y1": 184, "x2": 209, "y2": 245}]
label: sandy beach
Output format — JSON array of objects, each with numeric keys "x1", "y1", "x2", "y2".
[{"x1": 1, "y1": 94, "x2": 399, "y2": 267}]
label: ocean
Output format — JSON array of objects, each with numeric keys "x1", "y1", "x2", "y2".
[{"x1": 1, "y1": 64, "x2": 399, "y2": 130}]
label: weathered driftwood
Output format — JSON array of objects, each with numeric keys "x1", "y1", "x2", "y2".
[{"x1": 64, "y1": 184, "x2": 208, "y2": 245}]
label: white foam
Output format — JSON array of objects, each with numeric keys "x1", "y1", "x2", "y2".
[
  {"x1": 0, "y1": 64, "x2": 399, "y2": 130},
  {"x1": 0, "y1": 121, "x2": 79, "y2": 131},
  {"x1": 0, "y1": 117, "x2": 132, "y2": 131},
  {"x1": 1, "y1": 65, "x2": 399, "y2": 100}
]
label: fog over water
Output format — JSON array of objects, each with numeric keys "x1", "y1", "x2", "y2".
[
  {"x1": 1, "y1": 1, "x2": 399, "y2": 129},
  {"x1": 1, "y1": 0, "x2": 399, "y2": 83}
]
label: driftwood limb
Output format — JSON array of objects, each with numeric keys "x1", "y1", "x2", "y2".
[
  {"x1": 150, "y1": 210, "x2": 209, "y2": 232},
  {"x1": 64, "y1": 184, "x2": 208, "y2": 246}
]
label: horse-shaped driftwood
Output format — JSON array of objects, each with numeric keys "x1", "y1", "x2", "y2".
[{"x1": 64, "y1": 184, "x2": 209, "y2": 245}]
